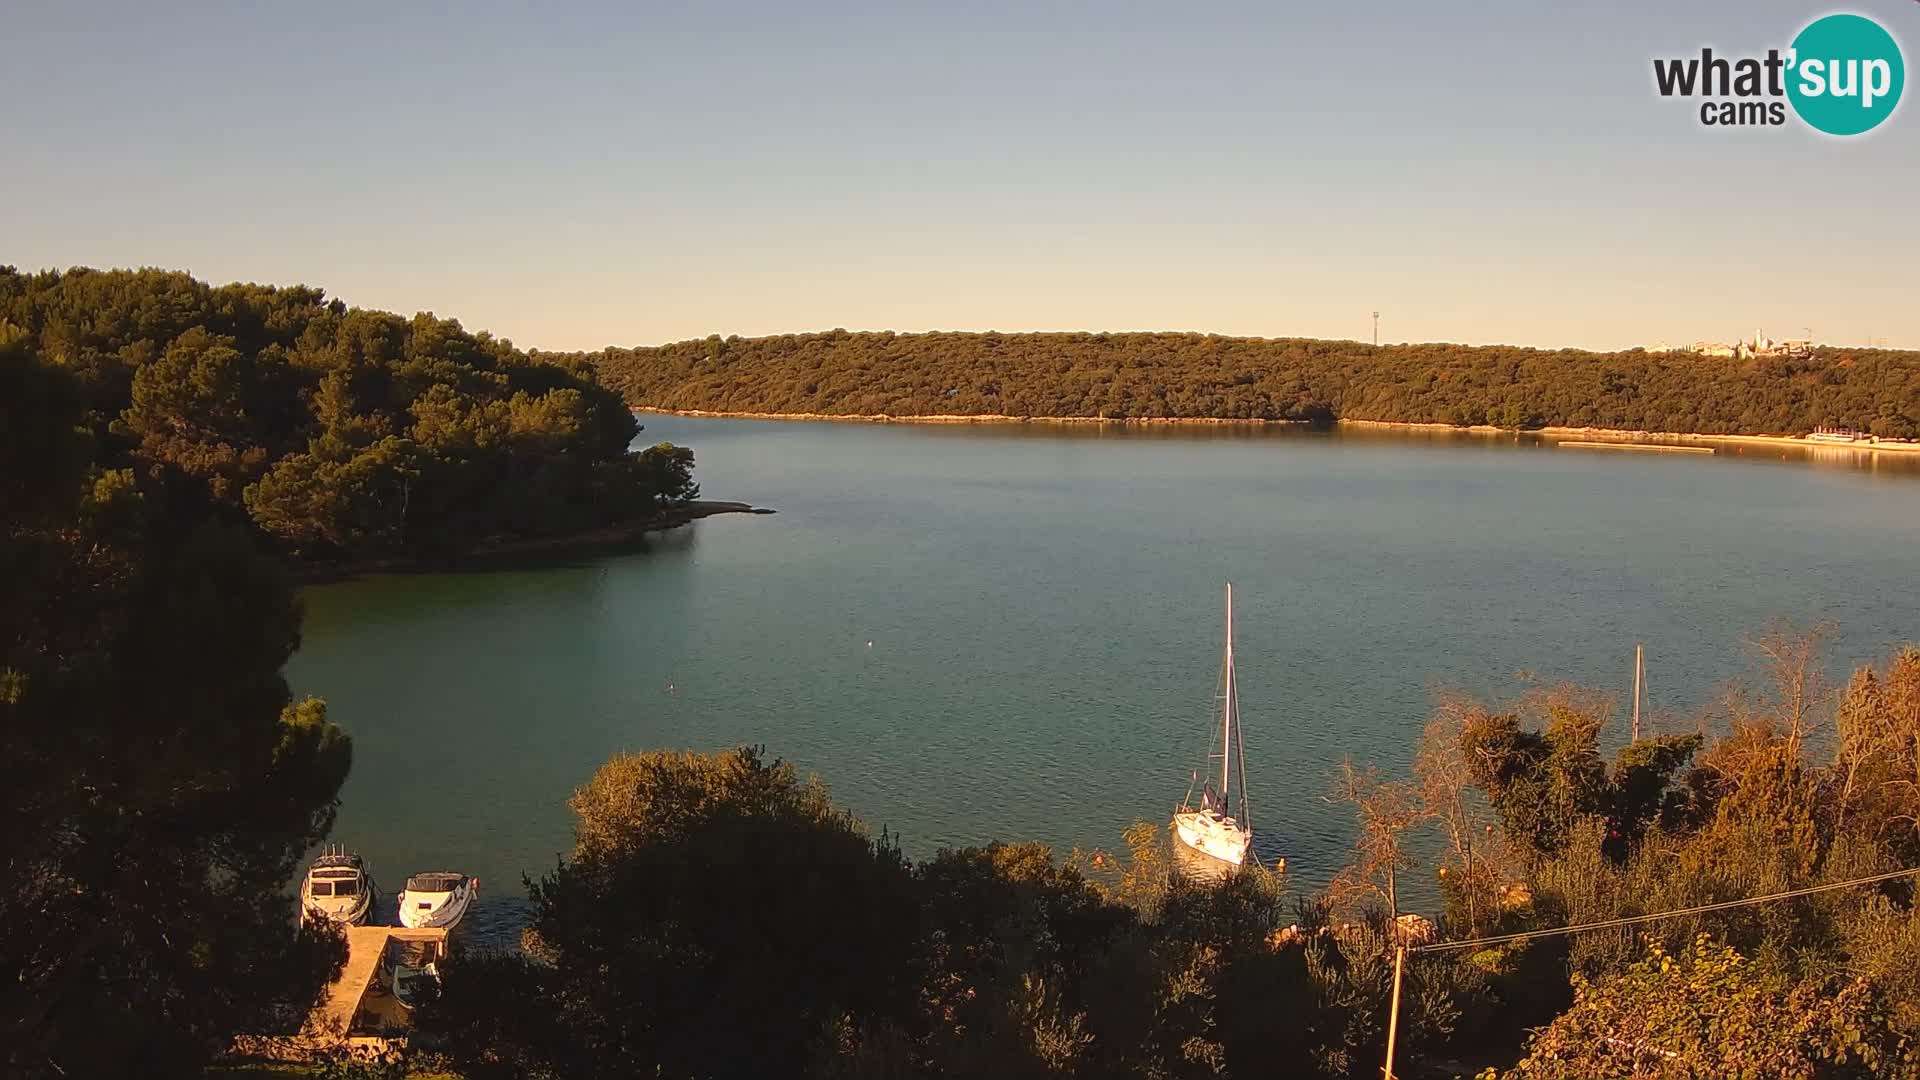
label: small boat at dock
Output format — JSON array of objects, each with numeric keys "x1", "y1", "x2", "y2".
[
  {"x1": 396, "y1": 871, "x2": 477, "y2": 930},
  {"x1": 1173, "y1": 584, "x2": 1257, "y2": 868},
  {"x1": 300, "y1": 844, "x2": 376, "y2": 926},
  {"x1": 386, "y1": 934, "x2": 447, "y2": 1008}
]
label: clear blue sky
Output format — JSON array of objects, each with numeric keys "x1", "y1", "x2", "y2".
[{"x1": 4, "y1": 1, "x2": 1916, "y2": 350}]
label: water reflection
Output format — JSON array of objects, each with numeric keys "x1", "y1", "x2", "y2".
[
  {"x1": 680, "y1": 413, "x2": 1920, "y2": 481},
  {"x1": 1170, "y1": 834, "x2": 1235, "y2": 885}
]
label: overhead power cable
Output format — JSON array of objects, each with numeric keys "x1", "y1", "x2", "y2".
[{"x1": 1411, "y1": 866, "x2": 1920, "y2": 955}]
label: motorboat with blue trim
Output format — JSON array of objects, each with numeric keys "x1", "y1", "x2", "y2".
[{"x1": 396, "y1": 871, "x2": 477, "y2": 930}]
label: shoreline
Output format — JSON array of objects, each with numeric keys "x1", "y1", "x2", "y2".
[
  {"x1": 1339, "y1": 417, "x2": 1920, "y2": 453},
  {"x1": 636, "y1": 407, "x2": 1920, "y2": 455},
  {"x1": 640, "y1": 407, "x2": 1302, "y2": 426},
  {"x1": 292, "y1": 501, "x2": 771, "y2": 585}
]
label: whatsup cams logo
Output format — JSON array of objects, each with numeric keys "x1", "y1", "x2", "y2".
[{"x1": 1653, "y1": 12, "x2": 1905, "y2": 134}]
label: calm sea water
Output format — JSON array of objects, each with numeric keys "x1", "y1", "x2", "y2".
[{"x1": 290, "y1": 419, "x2": 1920, "y2": 939}]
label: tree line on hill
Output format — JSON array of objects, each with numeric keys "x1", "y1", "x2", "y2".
[
  {"x1": 578, "y1": 330, "x2": 1920, "y2": 438},
  {"x1": 0, "y1": 266, "x2": 697, "y2": 564},
  {"x1": 412, "y1": 627, "x2": 1920, "y2": 1080}
]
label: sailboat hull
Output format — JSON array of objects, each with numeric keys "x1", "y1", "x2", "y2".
[{"x1": 1174, "y1": 809, "x2": 1251, "y2": 866}]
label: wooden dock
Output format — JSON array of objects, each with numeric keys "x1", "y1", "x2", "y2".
[
  {"x1": 235, "y1": 925, "x2": 448, "y2": 1060},
  {"x1": 1557, "y1": 441, "x2": 1715, "y2": 455},
  {"x1": 313, "y1": 926, "x2": 447, "y2": 1038}
]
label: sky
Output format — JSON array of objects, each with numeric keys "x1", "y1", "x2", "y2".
[{"x1": 3, "y1": 1, "x2": 1917, "y2": 352}]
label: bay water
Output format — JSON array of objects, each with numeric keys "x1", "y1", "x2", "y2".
[{"x1": 290, "y1": 418, "x2": 1920, "y2": 938}]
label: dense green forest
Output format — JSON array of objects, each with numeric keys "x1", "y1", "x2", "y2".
[
  {"x1": 3, "y1": 334, "x2": 354, "y2": 1077},
  {"x1": 0, "y1": 267, "x2": 696, "y2": 563},
  {"x1": 407, "y1": 632, "x2": 1920, "y2": 1080},
  {"x1": 581, "y1": 330, "x2": 1920, "y2": 437}
]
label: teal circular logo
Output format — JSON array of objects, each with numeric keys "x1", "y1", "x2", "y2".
[{"x1": 1787, "y1": 14, "x2": 1904, "y2": 135}]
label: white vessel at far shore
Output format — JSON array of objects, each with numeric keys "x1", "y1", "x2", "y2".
[
  {"x1": 1810, "y1": 426, "x2": 1866, "y2": 444},
  {"x1": 1172, "y1": 584, "x2": 1258, "y2": 868}
]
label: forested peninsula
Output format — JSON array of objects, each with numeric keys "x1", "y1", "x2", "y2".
[
  {"x1": 0, "y1": 267, "x2": 700, "y2": 572},
  {"x1": 581, "y1": 330, "x2": 1920, "y2": 438}
]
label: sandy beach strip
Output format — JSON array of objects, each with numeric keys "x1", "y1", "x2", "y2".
[{"x1": 634, "y1": 407, "x2": 1920, "y2": 455}]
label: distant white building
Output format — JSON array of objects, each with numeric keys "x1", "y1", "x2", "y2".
[
  {"x1": 1736, "y1": 329, "x2": 1815, "y2": 359},
  {"x1": 1660, "y1": 332, "x2": 1813, "y2": 359}
]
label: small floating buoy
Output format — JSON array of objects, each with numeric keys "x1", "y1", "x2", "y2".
[{"x1": 866, "y1": 641, "x2": 873, "y2": 649}]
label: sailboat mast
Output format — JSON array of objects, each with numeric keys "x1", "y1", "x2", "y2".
[
  {"x1": 1222, "y1": 583, "x2": 1234, "y2": 798},
  {"x1": 1632, "y1": 643, "x2": 1644, "y2": 742}
]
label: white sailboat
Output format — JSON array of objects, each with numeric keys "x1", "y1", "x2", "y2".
[{"x1": 1173, "y1": 583, "x2": 1255, "y2": 867}]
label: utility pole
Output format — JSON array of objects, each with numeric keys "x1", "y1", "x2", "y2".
[
  {"x1": 1465, "y1": 829, "x2": 1483, "y2": 936},
  {"x1": 1383, "y1": 946, "x2": 1406, "y2": 1079},
  {"x1": 1372, "y1": 311, "x2": 1380, "y2": 348},
  {"x1": 1632, "y1": 643, "x2": 1644, "y2": 742}
]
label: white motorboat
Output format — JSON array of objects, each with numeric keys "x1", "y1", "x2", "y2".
[
  {"x1": 1173, "y1": 584, "x2": 1257, "y2": 868},
  {"x1": 396, "y1": 871, "x2": 477, "y2": 930},
  {"x1": 299, "y1": 844, "x2": 375, "y2": 926}
]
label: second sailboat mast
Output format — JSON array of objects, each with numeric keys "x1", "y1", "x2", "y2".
[{"x1": 1222, "y1": 582, "x2": 1234, "y2": 799}]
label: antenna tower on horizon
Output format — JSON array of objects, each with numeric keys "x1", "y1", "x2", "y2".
[{"x1": 1372, "y1": 311, "x2": 1380, "y2": 347}]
